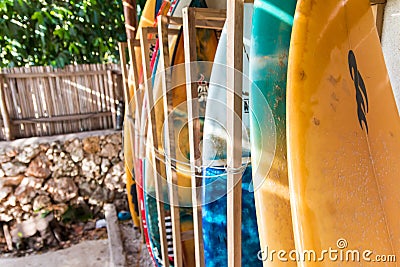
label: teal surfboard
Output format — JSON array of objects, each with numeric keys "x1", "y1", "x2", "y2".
[{"x1": 248, "y1": 0, "x2": 297, "y2": 261}]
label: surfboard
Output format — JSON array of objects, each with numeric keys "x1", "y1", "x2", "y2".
[
  {"x1": 142, "y1": 0, "x2": 219, "y2": 265},
  {"x1": 133, "y1": 1, "x2": 186, "y2": 264},
  {"x1": 201, "y1": 4, "x2": 262, "y2": 267},
  {"x1": 124, "y1": 0, "x2": 173, "y2": 263},
  {"x1": 287, "y1": 0, "x2": 400, "y2": 263},
  {"x1": 248, "y1": 0, "x2": 297, "y2": 265},
  {"x1": 124, "y1": 0, "x2": 161, "y2": 231}
]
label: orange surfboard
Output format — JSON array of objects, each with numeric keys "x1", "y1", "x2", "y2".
[{"x1": 287, "y1": 0, "x2": 400, "y2": 265}]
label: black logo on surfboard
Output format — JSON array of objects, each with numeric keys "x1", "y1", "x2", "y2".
[{"x1": 348, "y1": 50, "x2": 369, "y2": 133}]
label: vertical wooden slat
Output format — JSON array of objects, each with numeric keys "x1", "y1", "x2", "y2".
[
  {"x1": 17, "y1": 67, "x2": 29, "y2": 137},
  {"x1": 127, "y1": 39, "x2": 142, "y2": 123},
  {"x1": 34, "y1": 66, "x2": 45, "y2": 135},
  {"x1": 73, "y1": 65, "x2": 83, "y2": 131},
  {"x1": 140, "y1": 27, "x2": 169, "y2": 267},
  {"x1": 90, "y1": 65, "x2": 100, "y2": 129},
  {"x1": 57, "y1": 67, "x2": 68, "y2": 132},
  {"x1": 123, "y1": 0, "x2": 138, "y2": 39},
  {"x1": 0, "y1": 74, "x2": 13, "y2": 140},
  {"x1": 158, "y1": 15, "x2": 183, "y2": 267},
  {"x1": 15, "y1": 67, "x2": 27, "y2": 137},
  {"x1": 86, "y1": 64, "x2": 97, "y2": 130},
  {"x1": 84, "y1": 65, "x2": 91, "y2": 131},
  {"x1": 29, "y1": 67, "x2": 39, "y2": 135},
  {"x1": 8, "y1": 69, "x2": 22, "y2": 137},
  {"x1": 119, "y1": 42, "x2": 131, "y2": 110},
  {"x1": 39, "y1": 66, "x2": 51, "y2": 135},
  {"x1": 65, "y1": 66, "x2": 75, "y2": 132},
  {"x1": 39, "y1": 67, "x2": 48, "y2": 135},
  {"x1": 127, "y1": 39, "x2": 143, "y2": 161},
  {"x1": 55, "y1": 67, "x2": 67, "y2": 133},
  {"x1": 101, "y1": 64, "x2": 109, "y2": 128},
  {"x1": 94, "y1": 64, "x2": 104, "y2": 128},
  {"x1": 226, "y1": 1, "x2": 244, "y2": 266},
  {"x1": 107, "y1": 68, "x2": 117, "y2": 129},
  {"x1": 98, "y1": 64, "x2": 106, "y2": 127},
  {"x1": 3, "y1": 76, "x2": 15, "y2": 139},
  {"x1": 182, "y1": 7, "x2": 205, "y2": 267},
  {"x1": 102, "y1": 64, "x2": 112, "y2": 128},
  {"x1": 14, "y1": 67, "x2": 31, "y2": 137},
  {"x1": 45, "y1": 66, "x2": 58, "y2": 134},
  {"x1": 2, "y1": 74, "x2": 16, "y2": 138},
  {"x1": 77, "y1": 64, "x2": 89, "y2": 131},
  {"x1": 371, "y1": 3, "x2": 386, "y2": 40}
]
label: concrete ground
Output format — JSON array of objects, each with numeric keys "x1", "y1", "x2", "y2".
[{"x1": 0, "y1": 239, "x2": 109, "y2": 267}]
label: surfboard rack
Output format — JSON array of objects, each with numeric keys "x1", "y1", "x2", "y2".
[
  {"x1": 225, "y1": 1, "x2": 244, "y2": 267},
  {"x1": 126, "y1": 5, "x2": 246, "y2": 267},
  {"x1": 140, "y1": 25, "x2": 177, "y2": 267},
  {"x1": 181, "y1": 7, "x2": 228, "y2": 267},
  {"x1": 119, "y1": 1, "x2": 391, "y2": 266},
  {"x1": 151, "y1": 9, "x2": 227, "y2": 267},
  {"x1": 157, "y1": 16, "x2": 185, "y2": 267},
  {"x1": 371, "y1": 0, "x2": 387, "y2": 39}
]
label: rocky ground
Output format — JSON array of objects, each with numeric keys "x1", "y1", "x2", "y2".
[{"x1": 119, "y1": 220, "x2": 153, "y2": 267}]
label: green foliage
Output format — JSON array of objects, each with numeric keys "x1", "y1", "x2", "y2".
[{"x1": 0, "y1": 0, "x2": 127, "y2": 68}]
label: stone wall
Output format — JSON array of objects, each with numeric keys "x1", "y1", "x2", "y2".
[{"x1": 0, "y1": 131, "x2": 126, "y2": 223}]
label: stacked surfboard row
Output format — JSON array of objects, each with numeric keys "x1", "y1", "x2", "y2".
[{"x1": 123, "y1": 0, "x2": 400, "y2": 266}]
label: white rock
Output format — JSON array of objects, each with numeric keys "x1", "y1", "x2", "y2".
[
  {"x1": 108, "y1": 133, "x2": 122, "y2": 145},
  {"x1": 3, "y1": 195, "x2": 17, "y2": 207},
  {"x1": 100, "y1": 143, "x2": 118, "y2": 159},
  {"x1": 33, "y1": 195, "x2": 52, "y2": 211},
  {"x1": 16, "y1": 144, "x2": 40, "y2": 163},
  {"x1": 0, "y1": 213, "x2": 13, "y2": 222},
  {"x1": 70, "y1": 146, "x2": 84, "y2": 162},
  {"x1": 0, "y1": 186, "x2": 12, "y2": 201},
  {"x1": 1, "y1": 161, "x2": 27, "y2": 176},
  {"x1": 45, "y1": 177, "x2": 78, "y2": 203},
  {"x1": 101, "y1": 158, "x2": 111, "y2": 174}
]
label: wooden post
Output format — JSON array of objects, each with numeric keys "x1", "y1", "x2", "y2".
[
  {"x1": 127, "y1": 39, "x2": 143, "y2": 162},
  {"x1": 127, "y1": 39, "x2": 142, "y2": 123},
  {"x1": 140, "y1": 27, "x2": 169, "y2": 267},
  {"x1": 0, "y1": 74, "x2": 13, "y2": 140},
  {"x1": 182, "y1": 7, "x2": 205, "y2": 267},
  {"x1": 107, "y1": 69, "x2": 117, "y2": 129},
  {"x1": 158, "y1": 15, "x2": 183, "y2": 267},
  {"x1": 371, "y1": 2, "x2": 386, "y2": 40},
  {"x1": 123, "y1": 0, "x2": 137, "y2": 39},
  {"x1": 226, "y1": 1, "x2": 244, "y2": 267},
  {"x1": 118, "y1": 42, "x2": 131, "y2": 114}
]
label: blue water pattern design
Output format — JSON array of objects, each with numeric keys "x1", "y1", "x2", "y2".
[{"x1": 202, "y1": 166, "x2": 262, "y2": 267}]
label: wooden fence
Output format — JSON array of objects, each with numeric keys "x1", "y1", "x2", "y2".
[{"x1": 0, "y1": 64, "x2": 124, "y2": 141}]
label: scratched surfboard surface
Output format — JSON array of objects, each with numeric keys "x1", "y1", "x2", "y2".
[
  {"x1": 287, "y1": 0, "x2": 400, "y2": 264},
  {"x1": 248, "y1": 1, "x2": 297, "y2": 266}
]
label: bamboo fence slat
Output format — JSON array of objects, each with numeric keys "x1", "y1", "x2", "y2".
[{"x1": 0, "y1": 63, "x2": 122, "y2": 140}]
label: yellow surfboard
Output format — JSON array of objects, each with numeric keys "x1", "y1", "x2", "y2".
[
  {"x1": 287, "y1": 0, "x2": 400, "y2": 265},
  {"x1": 124, "y1": 0, "x2": 161, "y2": 229}
]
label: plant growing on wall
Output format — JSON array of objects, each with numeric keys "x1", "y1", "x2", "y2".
[{"x1": 0, "y1": 0, "x2": 128, "y2": 68}]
